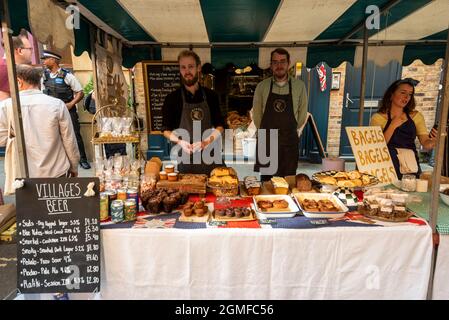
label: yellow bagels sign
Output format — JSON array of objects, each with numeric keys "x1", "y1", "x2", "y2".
[{"x1": 346, "y1": 126, "x2": 398, "y2": 184}]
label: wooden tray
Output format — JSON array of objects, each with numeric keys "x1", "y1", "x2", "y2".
[
  {"x1": 178, "y1": 202, "x2": 212, "y2": 223},
  {"x1": 157, "y1": 174, "x2": 207, "y2": 194},
  {"x1": 211, "y1": 209, "x2": 256, "y2": 222}
]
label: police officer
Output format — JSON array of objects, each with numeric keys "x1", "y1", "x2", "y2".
[{"x1": 41, "y1": 50, "x2": 91, "y2": 169}]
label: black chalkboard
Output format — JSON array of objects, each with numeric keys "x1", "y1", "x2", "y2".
[
  {"x1": 16, "y1": 178, "x2": 101, "y2": 294},
  {"x1": 143, "y1": 62, "x2": 180, "y2": 132}
]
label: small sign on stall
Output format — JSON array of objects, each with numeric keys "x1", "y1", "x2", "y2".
[
  {"x1": 346, "y1": 126, "x2": 398, "y2": 184},
  {"x1": 16, "y1": 178, "x2": 101, "y2": 294}
]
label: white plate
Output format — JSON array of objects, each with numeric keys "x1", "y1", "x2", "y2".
[
  {"x1": 292, "y1": 192, "x2": 348, "y2": 219},
  {"x1": 253, "y1": 195, "x2": 299, "y2": 218}
]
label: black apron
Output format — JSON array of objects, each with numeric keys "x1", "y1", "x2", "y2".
[
  {"x1": 383, "y1": 111, "x2": 421, "y2": 180},
  {"x1": 176, "y1": 86, "x2": 222, "y2": 175},
  {"x1": 254, "y1": 79, "x2": 299, "y2": 181}
]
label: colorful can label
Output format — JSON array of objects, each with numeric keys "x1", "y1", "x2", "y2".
[
  {"x1": 111, "y1": 200, "x2": 124, "y2": 223},
  {"x1": 117, "y1": 188, "x2": 127, "y2": 201},
  {"x1": 124, "y1": 199, "x2": 137, "y2": 221},
  {"x1": 100, "y1": 192, "x2": 109, "y2": 221},
  {"x1": 104, "y1": 190, "x2": 117, "y2": 216},
  {"x1": 127, "y1": 188, "x2": 139, "y2": 207}
]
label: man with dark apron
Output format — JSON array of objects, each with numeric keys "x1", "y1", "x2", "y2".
[
  {"x1": 252, "y1": 48, "x2": 308, "y2": 181},
  {"x1": 162, "y1": 50, "x2": 224, "y2": 175}
]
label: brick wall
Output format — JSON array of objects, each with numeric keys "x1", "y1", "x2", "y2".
[
  {"x1": 401, "y1": 59, "x2": 443, "y2": 132},
  {"x1": 327, "y1": 63, "x2": 347, "y2": 157}
]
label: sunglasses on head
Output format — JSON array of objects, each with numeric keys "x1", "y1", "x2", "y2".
[{"x1": 398, "y1": 78, "x2": 420, "y2": 87}]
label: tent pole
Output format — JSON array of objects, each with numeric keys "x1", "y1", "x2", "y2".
[
  {"x1": 358, "y1": 25, "x2": 368, "y2": 126},
  {"x1": 0, "y1": 0, "x2": 29, "y2": 178},
  {"x1": 426, "y1": 24, "x2": 449, "y2": 300}
]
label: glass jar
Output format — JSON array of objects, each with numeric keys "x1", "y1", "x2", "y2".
[{"x1": 401, "y1": 175, "x2": 417, "y2": 192}]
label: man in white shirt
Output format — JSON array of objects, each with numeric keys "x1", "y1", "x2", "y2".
[
  {"x1": 40, "y1": 50, "x2": 90, "y2": 169},
  {"x1": 0, "y1": 64, "x2": 80, "y2": 181}
]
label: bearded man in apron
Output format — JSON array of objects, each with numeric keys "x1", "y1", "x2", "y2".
[
  {"x1": 252, "y1": 48, "x2": 308, "y2": 181},
  {"x1": 162, "y1": 50, "x2": 225, "y2": 175}
]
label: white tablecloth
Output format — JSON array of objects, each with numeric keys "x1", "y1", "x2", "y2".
[
  {"x1": 98, "y1": 225, "x2": 432, "y2": 300},
  {"x1": 432, "y1": 235, "x2": 449, "y2": 299}
]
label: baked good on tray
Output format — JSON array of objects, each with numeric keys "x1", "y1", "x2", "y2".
[
  {"x1": 244, "y1": 176, "x2": 261, "y2": 195},
  {"x1": 271, "y1": 177, "x2": 289, "y2": 195},
  {"x1": 295, "y1": 173, "x2": 312, "y2": 192}
]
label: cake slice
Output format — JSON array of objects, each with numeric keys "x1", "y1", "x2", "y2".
[{"x1": 271, "y1": 176, "x2": 289, "y2": 195}]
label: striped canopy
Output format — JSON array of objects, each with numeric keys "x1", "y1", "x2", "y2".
[{"x1": 8, "y1": 0, "x2": 449, "y2": 68}]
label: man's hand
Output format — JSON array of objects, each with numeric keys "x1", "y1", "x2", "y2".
[
  {"x1": 192, "y1": 141, "x2": 203, "y2": 153},
  {"x1": 70, "y1": 170, "x2": 78, "y2": 177},
  {"x1": 178, "y1": 140, "x2": 193, "y2": 154}
]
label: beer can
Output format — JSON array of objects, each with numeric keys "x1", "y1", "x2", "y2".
[
  {"x1": 117, "y1": 188, "x2": 127, "y2": 201},
  {"x1": 127, "y1": 188, "x2": 139, "y2": 207},
  {"x1": 111, "y1": 200, "x2": 124, "y2": 223},
  {"x1": 124, "y1": 199, "x2": 137, "y2": 221},
  {"x1": 99, "y1": 192, "x2": 109, "y2": 221},
  {"x1": 104, "y1": 190, "x2": 117, "y2": 216}
]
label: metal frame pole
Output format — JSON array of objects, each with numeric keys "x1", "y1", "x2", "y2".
[
  {"x1": 358, "y1": 25, "x2": 369, "y2": 126},
  {"x1": 427, "y1": 25, "x2": 449, "y2": 300},
  {"x1": 0, "y1": 0, "x2": 29, "y2": 177}
]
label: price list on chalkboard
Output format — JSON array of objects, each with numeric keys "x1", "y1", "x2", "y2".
[
  {"x1": 144, "y1": 62, "x2": 180, "y2": 132},
  {"x1": 16, "y1": 178, "x2": 101, "y2": 293}
]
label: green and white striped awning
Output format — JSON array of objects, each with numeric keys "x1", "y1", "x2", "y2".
[{"x1": 8, "y1": 0, "x2": 449, "y2": 68}]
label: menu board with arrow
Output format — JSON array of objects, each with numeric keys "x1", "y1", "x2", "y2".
[
  {"x1": 143, "y1": 62, "x2": 180, "y2": 132},
  {"x1": 16, "y1": 178, "x2": 101, "y2": 293}
]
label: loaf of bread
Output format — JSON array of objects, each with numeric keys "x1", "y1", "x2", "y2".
[
  {"x1": 295, "y1": 173, "x2": 312, "y2": 192},
  {"x1": 244, "y1": 176, "x2": 261, "y2": 195},
  {"x1": 271, "y1": 177, "x2": 289, "y2": 195}
]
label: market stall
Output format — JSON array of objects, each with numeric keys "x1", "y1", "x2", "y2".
[{"x1": 3, "y1": 0, "x2": 449, "y2": 301}]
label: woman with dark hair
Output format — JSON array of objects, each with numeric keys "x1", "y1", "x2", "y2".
[{"x1": 370, "y1": 78, "x2": 437, "y2": 179}]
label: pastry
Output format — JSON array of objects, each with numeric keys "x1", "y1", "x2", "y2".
[
  {"x1": 159, "y1": 171, "x2": 167, "y2": 180},
  {"x1": 146, "y1": 197, "x2": 161, "y2": 213},
  {"x1": 273, "y1": 199, "x2": 289, "y2": 209},
  {"x1": 225, "y1": 209, "x2": 234, "y2": 217},
  {"x1": 362, "y1": 175, "x2": 371, "y2": 185},
  {"x1": 319, "y1": 176, "x2": 337, "y2": 185},
  {"x1": 337, "y1": 180, "x2": 356, "y2": 188},
  {"x1": 165, "y1": 164, "x2": 175, "y2": 173},
  {"x1": 302, "y1": 199, "x2": 320, "y2": 212},
  {"x1": 162, "y1": 197, "x2": 177, "y2": 213},
  {"x1": 352, "y1": 179, "x2": 363, "y2": 187},
  {"x1": 257, "y1": 200, "x2": 273, "y2": 209},
  {"x1": 168, "y1": 172, "x2": 178, "y2": 181},
  {"x1": 244, "y1": 176, "x2": 261, "y2": 195},
  {"x1": 333, "y1": 172, "x2": 348, "y2": 179},
  {"x1": 348, "y1": 170, "x2": 361, "y2": 180},
  {"x1": 295, "y1": 173, "x2": 312, "y2": 192},
  {"x1": 195, "y1": 208, "x2": 206, "y2": 217},
  {"x1": 318, "y1": 199, "x2": 338, "y2": 211},
  {"x1": 271, "y1": 177, "x2": 289, "y2": 195},
  {"x1": 194, "y1": 201, "x2": 205, "y2": 209},
  {"x1": 184, "y1": 208, "x2": 193, "y2": 217}
]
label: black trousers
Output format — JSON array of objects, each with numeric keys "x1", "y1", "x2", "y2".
[{"x1": 69, "y1": 109, "x2": 87, "y2": 162}]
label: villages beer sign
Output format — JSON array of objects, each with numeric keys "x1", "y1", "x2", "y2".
[
  {"x1": 346, "y1": 126, "x2": 398, "y2": 184},
  {"x1": 143, "y1": 62, "x2": 180, "y2": 132},
  {"x1": 16, "y1": 178, "x2": 101, "y2": 293}
]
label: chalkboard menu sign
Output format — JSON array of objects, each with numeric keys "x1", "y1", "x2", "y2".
[
  {"x1": 16, "y1": 178, "x2": 101, "y2": 294},
  {"x1": 143, "y1": 61, "x2": 180, "y2": 132}
]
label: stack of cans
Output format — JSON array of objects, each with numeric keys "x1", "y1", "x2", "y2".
[{"x1": 100, "y1": 187, "x2": 139, "y2": 223}]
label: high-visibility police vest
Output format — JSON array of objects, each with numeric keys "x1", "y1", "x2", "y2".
[{"x1": 43, "y1": 68, "x2": 74, "y2": 103}]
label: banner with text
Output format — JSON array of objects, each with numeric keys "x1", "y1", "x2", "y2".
[{"x1": 346, "y1": 126, "x2": 398, "y2": 184}]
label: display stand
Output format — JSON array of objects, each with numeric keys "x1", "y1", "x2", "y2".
[{"x1": 91, "y1": 104, "x2": 142, "y2": 163}]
